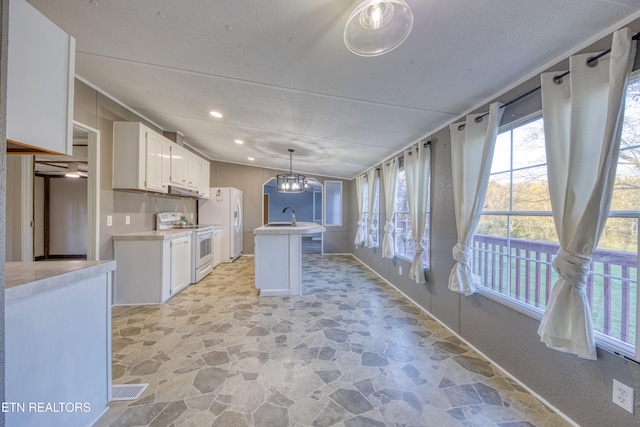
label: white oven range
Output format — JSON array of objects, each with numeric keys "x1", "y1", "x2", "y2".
[{"x1": 156, "y1": 212, "x2": 214, "y2": 283}]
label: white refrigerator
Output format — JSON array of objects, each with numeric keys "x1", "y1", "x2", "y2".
[{"x1": 198, "y1": 187, "x2": 243, "y2": 262}]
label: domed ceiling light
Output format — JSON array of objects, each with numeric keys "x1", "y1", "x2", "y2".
[
  {"x1": 344, "y1": 0, "x2": 414, "y2": 57},
  {"x1": 276, "y1": 149, "x2": 306, "y2": 193}
]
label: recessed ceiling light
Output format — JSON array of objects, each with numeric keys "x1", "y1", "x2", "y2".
[
  {"x1": 248, "y1": 157, "x2": 255, "y2": 161},
  {"x1": 210, "y1": 111, "x2": 223, "y2": 118},
  {"x1": 234, "y1": 139, "x2": 244, "y2": 144}
]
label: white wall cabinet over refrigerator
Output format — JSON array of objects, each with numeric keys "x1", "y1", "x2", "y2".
[
  {"x1": 113, "y1": 122, "x2": 171, "y2": 193},
  {"x1": 113, "y1": 231, "x2": 192, "y2": 305},
  {"x1": 7, "y1": 0, "x2": 75, "y2": 155}
]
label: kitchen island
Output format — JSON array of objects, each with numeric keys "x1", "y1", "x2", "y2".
[
  {"x1": 5, "y1": 260, "x2": 116, "y2": 427},
  {"x1": 254, "y1": 221, "x2": 325, "y2": 296}
]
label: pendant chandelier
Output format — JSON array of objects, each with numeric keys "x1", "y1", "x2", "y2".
[
  {"x1": 344, "y1": 0, "x2": 414, "y2": 57},
  {"x1": 277, "y1": 149, "x2": 307, "y2": 193}
]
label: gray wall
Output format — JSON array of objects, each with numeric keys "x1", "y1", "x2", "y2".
[
  {"x1": 49, "y1": 177, "x2": 87, "y2": 256},
  {"x1": 350, "y1": 70, "x2": 640, "y2": 427}
]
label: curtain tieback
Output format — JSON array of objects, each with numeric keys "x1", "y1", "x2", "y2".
[
  {"x1": 414, "y1": 242, "x2": 425, "y2": 256},
  {"x1": 452, "y1": 243, "x2": 473, "y2": 265},
  {"x1": 357, "y1": 221, "x2": 363, "y2": 226},
  {"x1": 553, "y1": 249, "x2": 591, "y2": 290},
  {"x1": 384, "y1": 221, "x2": 394, "y2": 233}
]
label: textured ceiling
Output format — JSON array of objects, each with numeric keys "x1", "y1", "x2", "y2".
[{"x1": 28, "y1": 0, "x2": 640, "y2": 179}]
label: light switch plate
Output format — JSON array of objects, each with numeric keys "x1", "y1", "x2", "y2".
[
  {"x1": 107, "y1": 215, "x2": 112, "y2": 227},
  {"x1": 399, "y1": 266, "x2": 403, "y2": 276},
  {"x1": 125, "y1": 215, "x2": 130, "y2": 225}
]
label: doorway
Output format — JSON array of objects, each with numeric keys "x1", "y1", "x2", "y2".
[{"x1": 33, "y1": 122, "x2": 100, "y2": 260}]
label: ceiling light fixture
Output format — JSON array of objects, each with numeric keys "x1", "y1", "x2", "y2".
[
  {"x1": 65, "y1": 163, "x2": 81, "y2": 178},
  {"x1": 276, "y1": 149, "x2": 306, "y2": 193},
  {"x1": 248, "y1": 157, "x2": 255, "y2": 161},
  {"x1": 235, "y1": 139, "x2": 244, "y2": 144},
  {"x1": 210, "y1": 111, "x2": 223, "y2": 118},
  {"x1": 344, "y1": 0, "x2": 413, "y2": 57}
]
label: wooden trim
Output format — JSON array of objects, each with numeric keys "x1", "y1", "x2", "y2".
[{"x1": 7, "y1": 139, "x2": 62, "y2": 155}]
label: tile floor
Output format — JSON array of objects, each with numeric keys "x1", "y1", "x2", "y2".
[{"x1": 95, "y1": 255, "x2": 570, "y2": 427}]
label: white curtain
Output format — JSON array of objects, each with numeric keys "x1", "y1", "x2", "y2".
[
  {"x1": 448, "y1": 102, "x2": 504, "y2": 295},
  {"x1": 354, "y1": 174, "x2": 367, "y2": 246},
  {"x1": 366, "y1": 168, "x2": 379, "y2": 248},
  {"x1": 537, "y1": 28, "x2": 636, "y2": 360},
  {"x1": 381, "y1": 158, "x2": 399, "y2": 258},
  {"x1": 404, "y1": 144, "x2": 431, "y2": 283}
]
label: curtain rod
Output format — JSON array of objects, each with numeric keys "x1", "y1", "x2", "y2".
[
  {"x1": 360, "y1": 140, "x2": 433, "y2": 178},
  {"x1": 464, "y1": 31, "x2": 640, "y2": 125}
]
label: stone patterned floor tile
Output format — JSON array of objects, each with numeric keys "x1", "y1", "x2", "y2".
[{"x1": 97, "y1": 255, "x2": 570, "y2": 427}]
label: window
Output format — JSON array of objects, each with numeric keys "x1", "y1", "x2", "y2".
[
  {"x1": 475, "y1": 76, "x2": 640, "y2": 359},
  {"x1": 393, "y1": 166, "x2": 430, "y2": 267},
  {"x1": 324, "y1": 181, "x2": 342, "y2": 226}
]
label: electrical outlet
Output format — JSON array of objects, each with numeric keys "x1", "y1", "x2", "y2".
[
  {"x1": 106, "y1": 215, "x2": 113, "y2": 227},
  {"x1": 125, "y1": 215, "x2": 130, "y2": 225},
  {"x1": 613, "y1": 379, "x2": 634, "y2": 414},
  {"x1": 399, "y1": 266, "x2": 403, "y2": 276}
]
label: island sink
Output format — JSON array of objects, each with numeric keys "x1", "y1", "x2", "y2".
[{"x1": 254, "y1": 221, "x2": 325, "y2": 296}]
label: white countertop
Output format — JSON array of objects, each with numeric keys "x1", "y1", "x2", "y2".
[
  {"x1": 113, "y1": 225, "x2": 223, "y2": 241},
  {"x1": 6, "y1": 260, "x2": 117, "y2": 304},
  {"x1": 254, "y1": 221, "x2": 326, "y2": 235}
]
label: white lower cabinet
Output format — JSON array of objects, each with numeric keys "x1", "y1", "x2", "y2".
[
  {"x1": 113, "y1": 233, "x2": 192, "y2": 305},
  {"x1": 170, "y1": 236, "x2": 191, "y2": 295},
  {"x1": 212, "y1": 228, "x2": 222, "y2": 268}
]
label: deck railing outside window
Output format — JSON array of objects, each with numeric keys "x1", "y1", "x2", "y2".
[
  {"x1": 473, "y1": 233, "x2": 638, "y2": 346},
  {"x1": 394, "y1": 211, "x2": 430, "y2": 266}
]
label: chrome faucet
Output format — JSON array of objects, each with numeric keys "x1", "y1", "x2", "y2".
[{"x1": 282, "y1": 206, "x2": 296, "y2": 226}]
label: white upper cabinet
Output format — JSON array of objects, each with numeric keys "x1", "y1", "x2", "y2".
[
  {"x1": 114, "y1": 122, "x2": 207, "y2": 197},
  {"x1": 113, "y1": 122, "x2": 170, "y2": 193},
  {"x1": 170, "y1": 144, "x2": 188, "y2": 187},
  {"x1": 187, "y1": 153, "x2": 200, "y2": 190},
  {"x1": 200, "y1": 158, "x2": 211, "y2": 199},
  {"x1": 7, "y1": 0, "x2": 75, "y2": 155},
  {"x1": 145, "y1": 131, "x2": 170, "y2": 192}
]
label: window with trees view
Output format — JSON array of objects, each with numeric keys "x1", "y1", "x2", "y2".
[
  {"x1": 394, "y1": 167, "x2": 430, "y2": 267},
  {"x1": 475, "y1": 74, "x2": 640, "y2": 356}
]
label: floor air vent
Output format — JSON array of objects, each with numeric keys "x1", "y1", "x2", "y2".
[{"x1": 111, "y1": 383, "x2": 148, "y2": 401}]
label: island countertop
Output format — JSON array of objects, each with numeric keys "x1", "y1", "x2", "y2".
[{"x1": 254, "y1": 221, "x2": 326, "y2": 235}]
